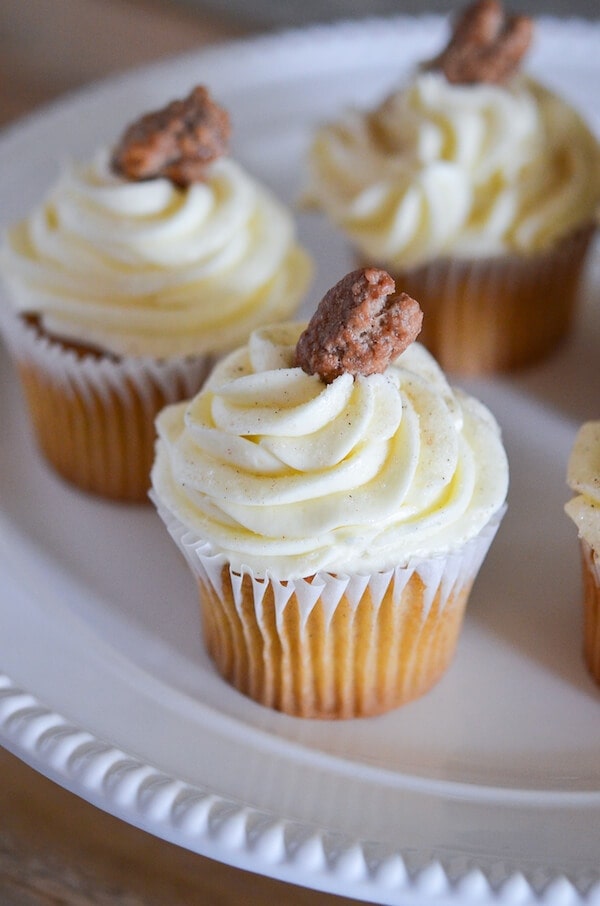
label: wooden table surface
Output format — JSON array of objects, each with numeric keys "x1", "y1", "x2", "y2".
[{"x1": 0, "y1": 2, "x2": 368, "y2": 903}]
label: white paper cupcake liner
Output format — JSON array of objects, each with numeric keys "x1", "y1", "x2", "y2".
[
  {"x1": 582, "y1": 540, "x2": 600, "y2": 587},
  {"x1": 581, "y1": 540, "x2": 600, "y2": 684},
  {"x1": 1, "y1": 311, "x2": 214, "y2": 404},
  {"x1": 152, "y1": 491, "x2": 506, "y2": 717},
  {"x1": 1, "y1": 312, "x2": 214, "y2": 500},
  {"x1": 153, "y1": 496, "x2": 504, "y2": 627}
]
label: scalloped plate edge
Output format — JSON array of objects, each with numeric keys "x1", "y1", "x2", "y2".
[{"x1": 2, "y1": 671, "x2": 597, "y2": 906}]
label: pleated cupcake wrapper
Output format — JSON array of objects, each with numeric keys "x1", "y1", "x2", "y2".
[
  {"x1": 584, "y1": 540, "x2": 600, "y2": 585},
  {"x1": 153, "y1": 491, "x2": 506, "y2": 716},
  {"x1": 580, "y1": 539, "x2": 600, "y2": 684},
  {"x1": 369, "y1": 224, "x2": 596, "y2": 375},
  {"x1": 1, "y1": 311, "x2": 214, "y2": 501},
  {"x1": 154, "y1": 495, "x2": 505, "y2": 629},
  {"x1": 0, "y1": 310, "x2": 214, "y2": 405}
]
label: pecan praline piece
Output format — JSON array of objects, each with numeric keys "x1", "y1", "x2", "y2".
[
  {"x1": 426, "y1": 0, "x2": 533, "y2": 85},
  {"x1": 111, "y1": 85, "x2": 231, "y2": 187},
  {"x1": 295, "y1": 267, "x2": 423, "y2": 384}
]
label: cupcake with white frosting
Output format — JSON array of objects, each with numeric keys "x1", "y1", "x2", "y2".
[
  {"x1": 566, "y1": 422, "x2": 600, "y2": 684},
  {"x1": 151, "y1": 268, "x2": 508, "y2": 718},
  {"x1": 0, "y1": 86, "x2": 312, "y2": 500},
  {"x1": 306, "y1": 0, "x2": 600, "y2": 374}
]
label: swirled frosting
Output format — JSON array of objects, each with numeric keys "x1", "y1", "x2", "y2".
[
  {"x1": 306, "y1": 72, "x2": 600, "y2": 268},
  {"x1": 566, "y1": 421, "x2": 600, "y2": 552},
  {"x1": 152, "y1": 321, "x2": 508, "y2": 578},
  {"x1": 0, "y1": 151, "x2": 312, "y2": 358}
]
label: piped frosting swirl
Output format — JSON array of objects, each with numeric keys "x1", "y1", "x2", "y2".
[
  {"x1": 306, "y1": 70, "x2": 600, "y2": 268},
  {"x1": 152, "y1": 319, "x2": 508, "y2": 578},
  {"x1": 1, "y1": 150, "x2": 312, "y2": 357}
]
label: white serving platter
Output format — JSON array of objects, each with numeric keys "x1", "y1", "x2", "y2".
[{"x1": 1, "y1": 16, "x2": 600, "y2": 905}]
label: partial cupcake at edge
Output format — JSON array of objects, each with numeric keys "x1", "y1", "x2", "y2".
[
  {"x1": 0, "y1": 86, "x2": 312, "y2": 502},
  {"x1": 305, "y1": 0, "x2": 600, "y2": 375},
  {"x1": 566, "y1": 422, "x2": 600, "y2": 686},
  {"x1": 151, "y1": 268, "x2": 509, "y2": 719}
]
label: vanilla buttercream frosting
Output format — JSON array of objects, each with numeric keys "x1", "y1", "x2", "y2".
[
  {"x1": 151, "y1": 321, "x2": 508, "y2": 578},
  {"x1": 566, "y1": 421, "x2": 600, "y2": 553},
  {"x1": 0, "y1": 151, "x2": 312, "y2": 358},
  {"x1": 306, "y1": 72, "x2": 600, "y2": 269}
]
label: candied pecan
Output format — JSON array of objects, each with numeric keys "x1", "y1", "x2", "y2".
[
  {"x1": 426, "y1": 0, "x2": 533, "y2": 85},
  {"x1": 295, "y1": 268, "x2": 423, "y2": 384},
  {"x1": 111, "y1": 85, "x2": 231, "y2": 187}
]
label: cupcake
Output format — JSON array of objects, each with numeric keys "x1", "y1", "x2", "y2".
[
  {"x1": 565, "y1": 422, "x2": 600, "y2": 684},
  {"x1": 0, "y1": 86, "x2": 312, "y2": 501},
  {"x1": 306, "y1": 0, "x2": 600, "y2": 374},
  {"x1": 151, "y1": 268, "x2": 509, "y2": 718}
]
